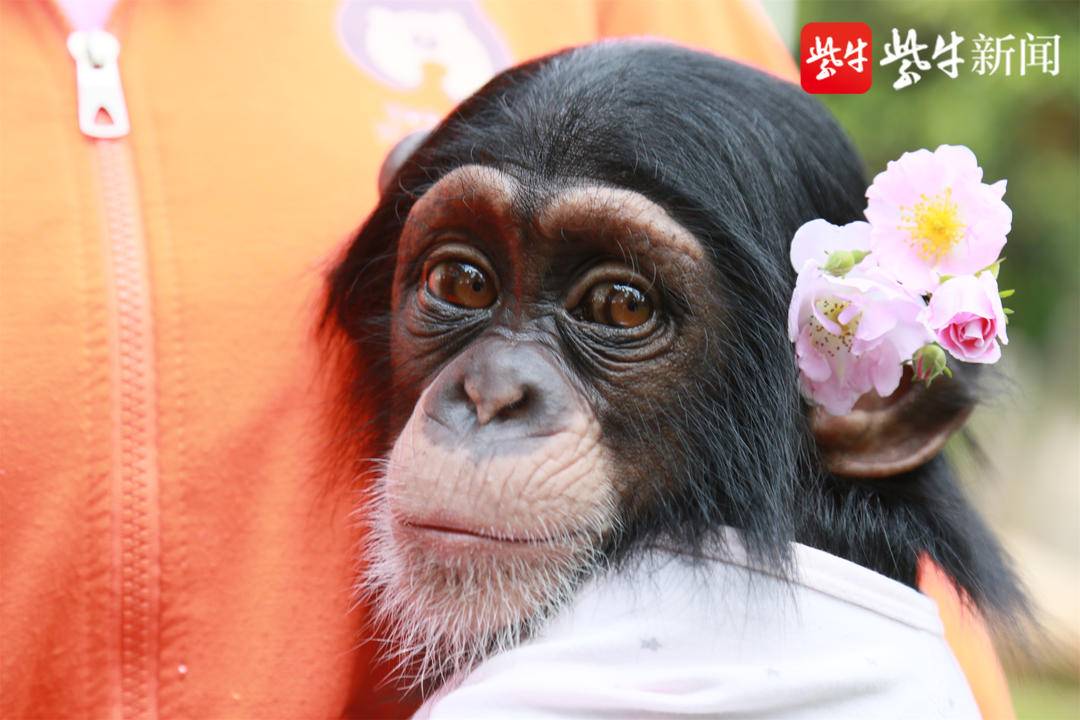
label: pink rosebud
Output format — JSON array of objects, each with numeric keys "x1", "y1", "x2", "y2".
[
  {"x1": 921, "y1": 273, "x2": 1008, "y2": 364},
  {"x1": 911, "y1": 343, "x2": 951, "y2": 385},
  {"x1": 789, "y1": 258, "x2": 932, "y2": 416},
  {"x1": 865, "y1": 145, "x2": 1011, "y2": 293}
]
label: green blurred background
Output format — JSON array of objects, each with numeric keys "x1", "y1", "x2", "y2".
[{"x1": 765, "y1": 1, "x2": 1079, "y2": 717}]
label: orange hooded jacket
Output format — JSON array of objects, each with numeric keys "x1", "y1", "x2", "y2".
[{"x1": 0, "y1": 1, "x2": 1010, "y2": 718}]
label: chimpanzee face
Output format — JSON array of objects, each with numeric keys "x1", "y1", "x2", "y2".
[{"x1": 366, "y1": 164, "x2": 721, "y2": 684}]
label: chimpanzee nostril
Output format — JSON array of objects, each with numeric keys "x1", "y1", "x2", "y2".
[{"x1": 503, "y1": 388, "x2": 530, "y2": 416}]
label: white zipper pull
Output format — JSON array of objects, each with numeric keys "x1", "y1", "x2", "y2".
[{"x1": 67, "y1": 30, "x2": 131, "y2": 139}]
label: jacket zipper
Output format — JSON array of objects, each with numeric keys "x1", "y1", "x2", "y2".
[
  {"x1": 67, "y1": 30, "x2": 131, "y2": 138},
  {"x1": 66, "y1": 20, "x2": 161, "y2": 720}
]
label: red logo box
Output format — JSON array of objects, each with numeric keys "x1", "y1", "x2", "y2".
[{"x1": 800, "y1": 22, "x2": 873, "y2": 94}]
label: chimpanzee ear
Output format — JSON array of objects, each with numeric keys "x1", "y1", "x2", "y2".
[
  {"x1": 811, "y1": 369, "x2": 975, "y2": 478},
  {"x1": 377, "y1": 130, "x2": 430, "y2": 195}
]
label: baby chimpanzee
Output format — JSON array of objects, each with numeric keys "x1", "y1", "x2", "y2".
[{"x1": 325, "y1": 41, "x2": 1024, "y2": 718}]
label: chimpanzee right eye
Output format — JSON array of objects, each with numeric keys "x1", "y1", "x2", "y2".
[{"x1": 424, "y1": 259, "x2": 497, "y2": 309}]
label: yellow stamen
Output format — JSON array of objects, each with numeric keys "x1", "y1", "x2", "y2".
[
  {"x1": 899, "y1": 187, "x2": 964, "y2": 262},
  {"x1": 810, "y1": 297, "x2": 860, "y2": 361}
]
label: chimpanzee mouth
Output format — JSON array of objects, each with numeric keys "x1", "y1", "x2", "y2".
[{"x1": 395, "y1": 515, "x2": 572, "y2": 546}]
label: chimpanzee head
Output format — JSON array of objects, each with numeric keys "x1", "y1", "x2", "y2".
[{"x1": 324, "y1": 41, "x2": 1023, "y2": 688}]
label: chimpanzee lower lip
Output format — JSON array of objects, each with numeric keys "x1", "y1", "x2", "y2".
[{"x1": 396, "y1": 517, "x2": 562, "y2": 545}]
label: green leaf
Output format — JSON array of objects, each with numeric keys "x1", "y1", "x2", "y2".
[
  {"x1": 999, "y1": 289, "x2": 1015, "y2": 298},
  {"x1": 983, "y1": 257, "x2": 1006, "y2": 279}
]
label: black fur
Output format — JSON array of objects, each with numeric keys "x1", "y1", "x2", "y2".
[{"x1": 326, "y1": 41, "x2": 1025, "y2": 620}]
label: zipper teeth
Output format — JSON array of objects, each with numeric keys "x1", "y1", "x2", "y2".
[
  {"x1": 98, "y1": 138, "x2": 160, "y2": 720},
  {"x1": 49, "y1": 1, "x2": 160, "y2": 714}
]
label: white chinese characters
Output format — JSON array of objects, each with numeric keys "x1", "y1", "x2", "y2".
[
  {"x1": 882, "y1": 28, "x2": 1060, "y2": 89},
  {"x1": 806, "y1": 34, "x2": 869, "y2": 79}
]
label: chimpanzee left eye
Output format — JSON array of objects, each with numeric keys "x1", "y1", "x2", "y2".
[{"x1": 577, "y1": 282, "x2": 653, "y2": 328}]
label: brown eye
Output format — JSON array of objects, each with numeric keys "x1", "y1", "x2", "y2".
[
  {"x1": 425, "y1": 260, "x2": 497, "y2": 309},
  {"x1": 580, "y1": 282, "x2": 653, "y2": 328}
]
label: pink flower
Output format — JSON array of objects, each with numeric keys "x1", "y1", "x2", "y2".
[
  {"x1": 921, "y1": 272, "x2": 1008, "y2": 364},
  {"x1": 789, "y1": 260, "x2": 932, "y2": 416},
  {"x1": 865, "y1": 145, "x2": 1011, "y2": 293}
]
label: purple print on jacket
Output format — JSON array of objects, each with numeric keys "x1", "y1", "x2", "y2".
[{"x1": 337, "y1": 0, "x2": 512, "y2": 101}]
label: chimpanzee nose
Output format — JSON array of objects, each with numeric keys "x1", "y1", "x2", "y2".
[
  {"x1": 463, "y1": 371, "x2": 526, "y2": 425},
  {"x1": 423, "y1": 340, "x2": 574, "y2": 437}
]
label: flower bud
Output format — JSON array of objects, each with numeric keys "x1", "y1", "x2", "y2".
[
  {"x1": 912, "y1": 343, "x2": 951, "y2": 385},
  {"x1": 822, "y1": 249, "x2": 870, "y2": 276}
]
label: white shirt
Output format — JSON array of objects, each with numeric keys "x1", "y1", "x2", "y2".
[{"x1": 416, "y1": 529, "x2": 979, "y2": 719}]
